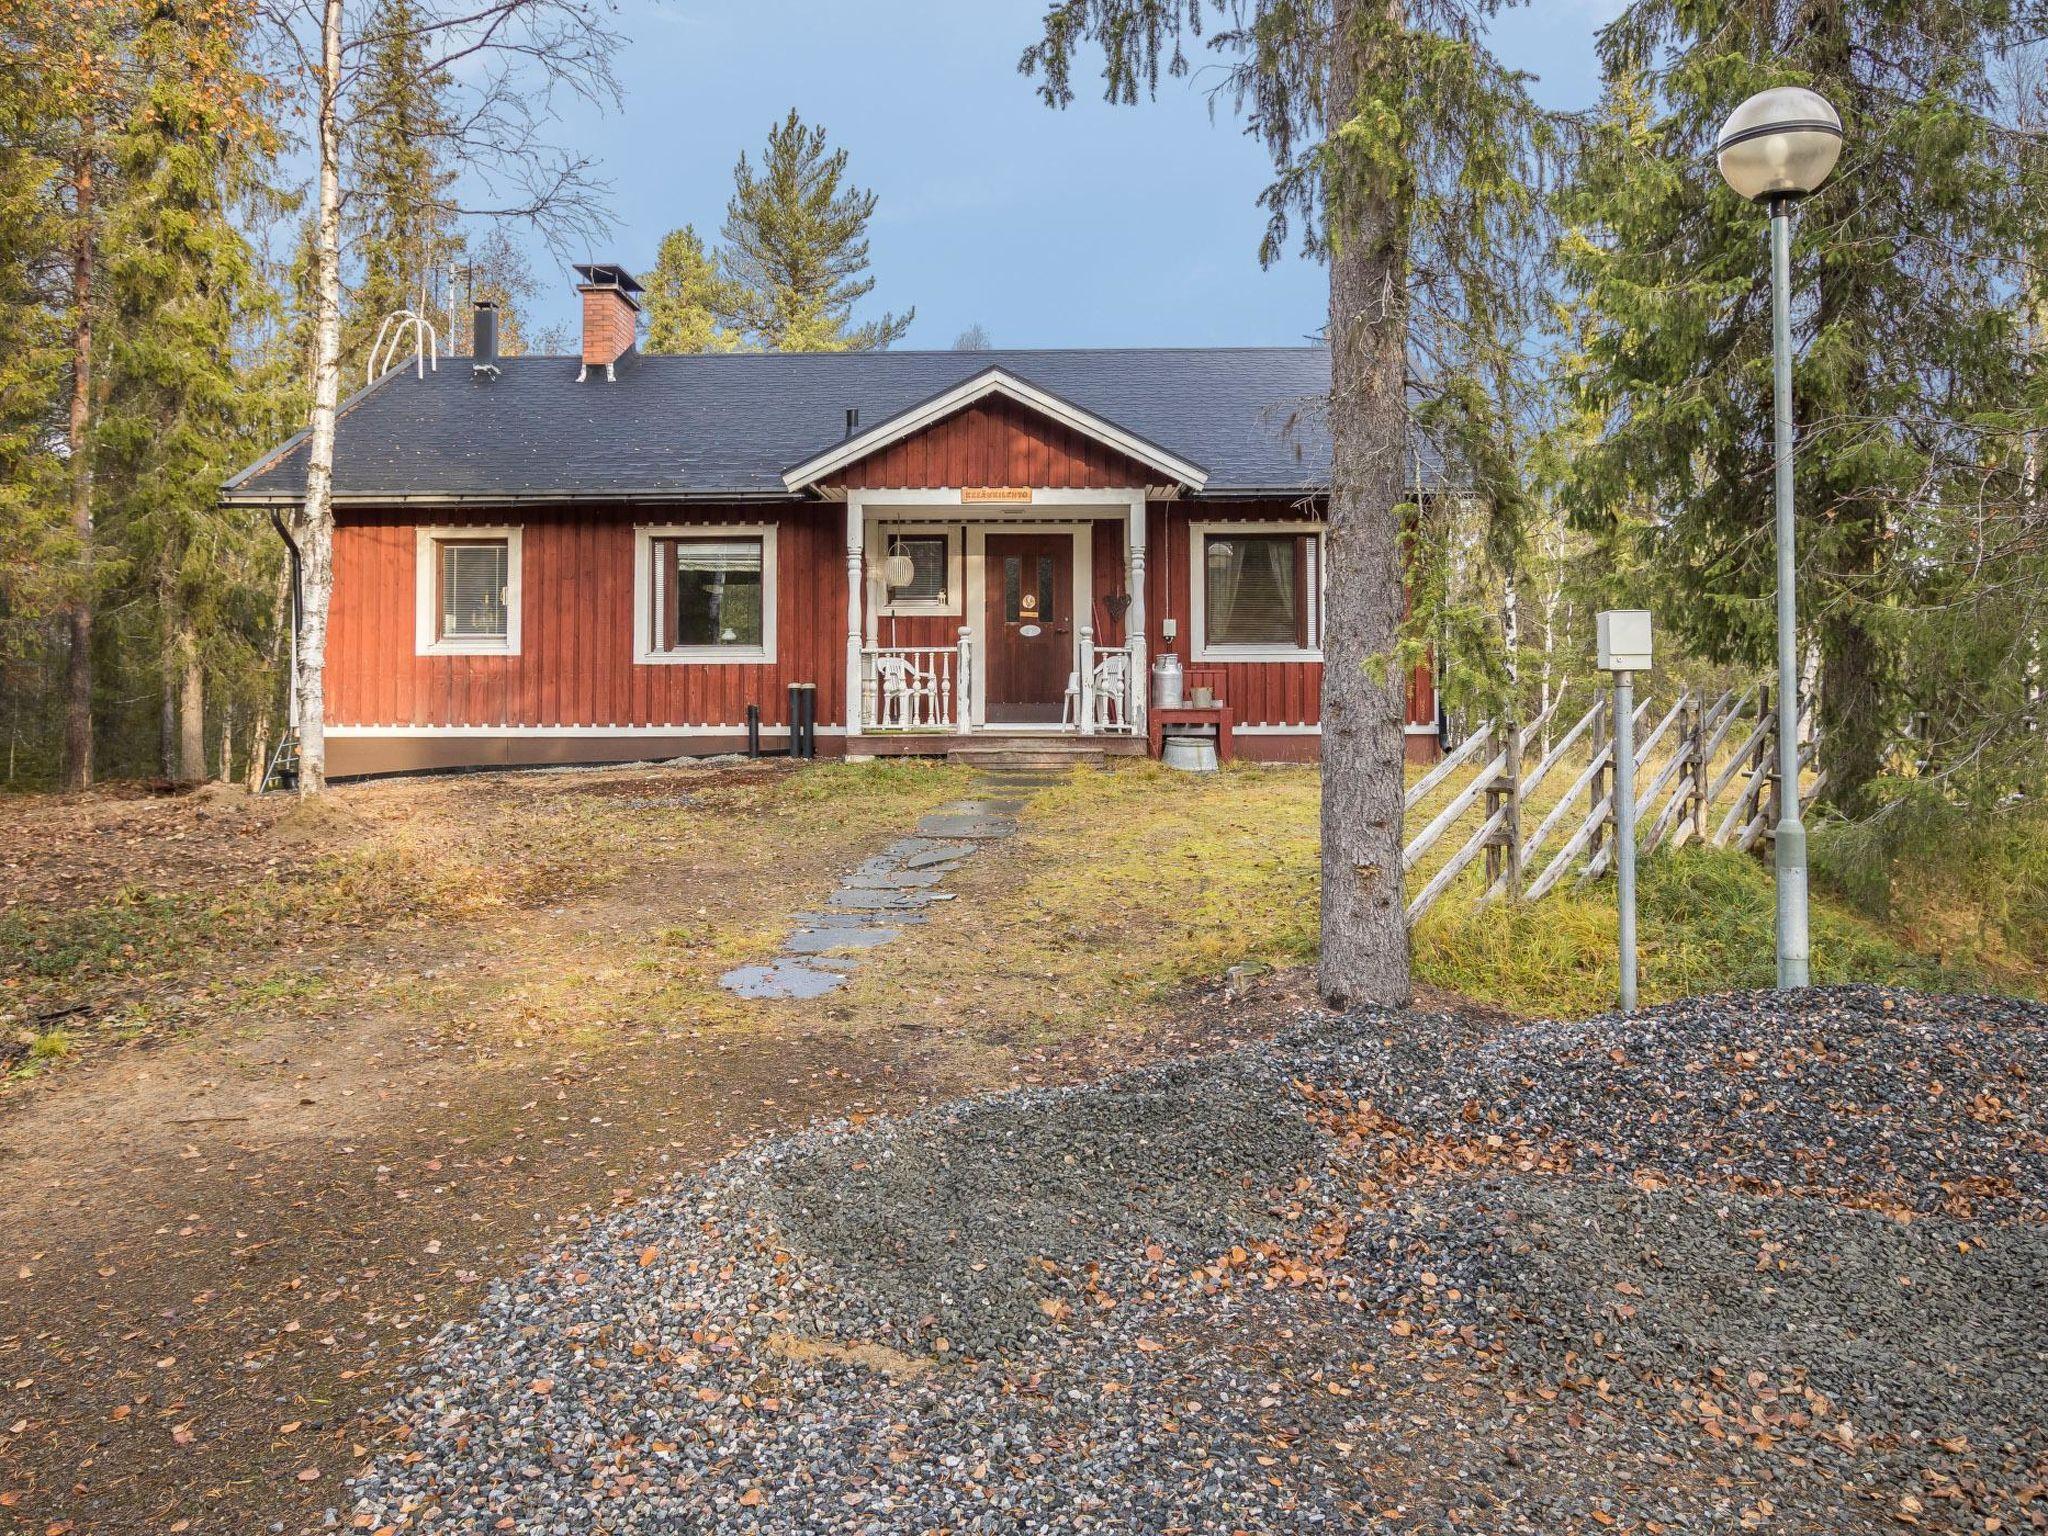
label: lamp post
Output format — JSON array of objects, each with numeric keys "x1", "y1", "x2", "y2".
[{"x1": 1715, "y1": 85, "x2": 1843, "y2": 991}]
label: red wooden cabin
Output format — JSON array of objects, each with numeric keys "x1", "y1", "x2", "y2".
[{"x1": 223, "y1": 266, "x2": 1443, "y2": 777}]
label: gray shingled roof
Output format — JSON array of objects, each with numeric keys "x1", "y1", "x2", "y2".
[{"x1": 223, "y1": 347, "x2": 1371, "y2": 503}]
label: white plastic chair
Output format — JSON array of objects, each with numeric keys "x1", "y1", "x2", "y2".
[
  {"x1": 1092, "y1": 651, "x2": 1130, "y2": 729},
  {"x1": 872, "y1": 654, "x2": 938, "y2": 728},
  {"x1": 1063, "y1": 653, "x2": 1131, "y2": 729}
]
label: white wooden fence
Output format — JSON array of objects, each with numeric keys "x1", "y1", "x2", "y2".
[{"x1": 1403, "y1": 683, "x2": 1819, "y2": 925}]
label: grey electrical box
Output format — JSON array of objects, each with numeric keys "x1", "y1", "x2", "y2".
[{"x1": 1596, "y1": 610, "x2": 1653, "y2": 672}]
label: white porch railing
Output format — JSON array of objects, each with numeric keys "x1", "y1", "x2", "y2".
[{"x1": 861, "y1": 629, "x2": 971, "y2": 731}]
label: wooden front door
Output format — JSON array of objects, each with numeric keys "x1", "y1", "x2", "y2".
[{"x1": 982, "y1": 532, "x2": 1072, "y2": 724}]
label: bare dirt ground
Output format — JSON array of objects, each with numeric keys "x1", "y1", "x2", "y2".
[{"x1": 0, "y1": 761, "x2": 1339, "y2": 1535}]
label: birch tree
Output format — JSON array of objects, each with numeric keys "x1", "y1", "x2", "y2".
[
  {"x1": 255, "y1": 0, "x2": 618, "y2": 792},
  {"x1": 1023, "y1": 0, "x2": 1554, "y2": 1007}
]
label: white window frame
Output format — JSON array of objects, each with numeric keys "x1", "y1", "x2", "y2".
[
  {"x1": 416, "y1": 525, "x2": 522, "y2": 656},
  {"x1": 1189, "y1": 520, "x2": 1325, "y2": 663},
  {"x1": 634, "y1": 522, "x2": 779, "y2": 666},
  {"x1": 874, "y1": 522, "x2": 963, "y2": 618}
]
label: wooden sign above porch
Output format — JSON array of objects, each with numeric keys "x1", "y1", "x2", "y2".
[{"x1": 961, "y1": 486, "x2": 1034, "y2": 504}]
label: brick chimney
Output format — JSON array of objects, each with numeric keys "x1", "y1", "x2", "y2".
[{"x1": 573, "y1": 262, "x2": 643, "y2": 377}]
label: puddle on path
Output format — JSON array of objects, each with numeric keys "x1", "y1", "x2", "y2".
[{"x1": 719, "y1": 774, "x2": 1052, "y2": 1000}]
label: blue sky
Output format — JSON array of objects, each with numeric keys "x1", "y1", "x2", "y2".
[{"x1": 522, "y1": 0, "x2": 1624, "y2": 350}]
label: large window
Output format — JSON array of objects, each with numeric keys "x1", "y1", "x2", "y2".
[
  {"x1": 876, "y1": 525, "x2": 961, "y2": 616},
  {"x1": 636, "y1": 524, "x2": 778, "y2": 664},
  {"x1": 1191, "y1": 524, "x2": 1323, "y2": 660},
  {"x1": 415, "y1": 526, "x2": 521, "y2": 655}
]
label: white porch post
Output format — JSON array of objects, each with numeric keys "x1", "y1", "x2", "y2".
[
  {"x1": 955, "y1": 626, "x2": 972, "y2": 732},
  {"x1": 1126, "y1": 494, "x2": 1148, "y2": 731},
  {"x1": 844, "y1": 499, "x2": 864, "y2": 741},
  {"x1": 1078, "y1": 626, "x2": 1097, "y2": 736}
]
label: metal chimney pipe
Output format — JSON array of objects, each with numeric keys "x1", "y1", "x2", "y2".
[
  {"x1": 845, "y1": 407, "x2": 859, "y2": 438},
  {"x1": 472, "y1": 300, "x2": 499, "y2": 370}
]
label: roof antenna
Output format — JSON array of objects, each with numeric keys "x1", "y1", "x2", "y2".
[{"x1": 366, "y1": 309, "x2": 440, "y2": 385}]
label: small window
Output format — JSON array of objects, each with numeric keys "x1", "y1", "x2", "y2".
[
  {"x1": 1194, "y1": 526, "x2": 1322, "y2": 659},
  {"x1": 636, "y1": 524, "x2": 778, "y2": 664},
  {"x1": 416, "y1": 527, "x2": 521, "y2": 655},
  {"x1": 875, "y1": 525, "x2": 962, "y2": 617},
  {"x1": 440, "y1": 540, "x2": 509, "y2": 640}
]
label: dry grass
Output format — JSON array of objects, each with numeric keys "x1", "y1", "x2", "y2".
[
  {"x1": 0, "y1": 760, "x2": 975, "y2": 1080},
  {"x1": 817, "y1": 762, "x2": 1321, "y2": 1053}
]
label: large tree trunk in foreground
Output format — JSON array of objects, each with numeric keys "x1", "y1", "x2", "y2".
[
  {"x1": 290, "y1": 0, "x2": 346, "y2": 796},
  {"x1": 1317, "y1": 0, "x2": 1414, "y2": 1010},
  {"x1": 62, "y1": 125, "x2": 96, "y2": 792}
]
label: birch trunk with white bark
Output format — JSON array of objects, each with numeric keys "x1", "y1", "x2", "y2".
[{"x1": 290, "y1": 0, "x2": 346, "y2": 796}]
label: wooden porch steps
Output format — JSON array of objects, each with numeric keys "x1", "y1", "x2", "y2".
[{"x1": 858, "y1": 733, "x2": 1147, "y2": 769}]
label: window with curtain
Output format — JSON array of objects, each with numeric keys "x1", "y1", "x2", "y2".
[
  {"x1": 437, "y1": 539, "x2": 510, "y2": 642},
  {"x1": 1201, "y1": 531, "x2": 1319, "y2": 652},
  {"x1": 651, "y1": 535, "x2": 765, "y2": 652}
]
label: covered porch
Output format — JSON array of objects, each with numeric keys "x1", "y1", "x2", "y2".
[{"x1": 837, "y1": 488, "x2": 1157, "y2": 752}]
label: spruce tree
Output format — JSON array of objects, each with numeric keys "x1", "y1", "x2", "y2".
[
  {"x1": 1563, "y1": 1, "x2": 2043, "y2": 815},
  {"x1": 97, "y1": 0, "x2": 284, "y2": 780},
  {"x1": 715, "y1": 110, "x2": 912, "y2": 352},
  {"x1": 0, "y1": 36, "x2": 68, "y2": 781},
  {"x1": 642, "y1": 224, "x2": 742, "y2": 353},
  {"x1": 1022, "y1": 1, "x2": 1554, "y2": 1006}
]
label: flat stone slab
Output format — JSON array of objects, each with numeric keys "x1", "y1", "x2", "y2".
[
  {"x1": 827, "y1": 887, "x2": 954, "y2": 911},
  {"x1": 786, "y1": 909, "x2": 929, "y2": 929},
  {"x1": 782, "y1": 924, "x2": 902, "y2": 954},
  {"x1": 915, "y1": 813, "x2": 1017, "y2": 840},
  {"x1": 893, "y1": 838, "x2": 976, "y2": 870},
  {"x1": 718, "y1": 959, "x2": 850, "y2": 1000},
  {"x1": 847, "y1": 865, "x2": 947, "y2": 890}
]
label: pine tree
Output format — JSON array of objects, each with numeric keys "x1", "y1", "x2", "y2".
[
  {"x1": 1563, "y1": 1, "x2": 2044, "y2": 815},
  {"x1": 642, "y1": 224, "x2": 742, "y2": 354},
  {"x1": 715, "y1": 110, "x2": 912, "y2": 352},
  {"x1": 1022, "y1": 1, "x2": 1553, "y2": 1006},
  {"x1": 346, "y1": 0, "x2": 459, "y2": 379}
]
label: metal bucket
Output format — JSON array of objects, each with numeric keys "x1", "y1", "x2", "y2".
[{"x1": 1160, "y1": 733, "x2": 1218, "y2": 773}]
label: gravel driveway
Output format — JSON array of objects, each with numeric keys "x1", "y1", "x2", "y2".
[{"x1": 349, "y1": 986, "x2": 2047, "y2": 1533}]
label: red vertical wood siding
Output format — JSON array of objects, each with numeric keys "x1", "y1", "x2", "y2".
[
  {"x1": 827, "y1": 396, "x2": 1153, "y2": 490},
  {"x1": 328, "y1": 505, "x2": 844, "y2": 729}
]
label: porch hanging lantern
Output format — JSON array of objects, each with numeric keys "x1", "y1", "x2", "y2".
[{"x1": 880, "y1": 537, "x2": 916, "y2": 590}]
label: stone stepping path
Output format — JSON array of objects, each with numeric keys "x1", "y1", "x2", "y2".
[{"x1": 719, "y1": 775, "x2": 1050, "y2": 1000}]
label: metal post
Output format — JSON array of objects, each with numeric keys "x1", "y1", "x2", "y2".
[
  {"x1": 1613, "y1": 670, "x2": 1638, "y2": 1013},
  {"x1": 1768, "y1": 197, "x2": 1811, "y2": 988},
  {"x1": 1501, "y1": 714, "x2": 1524, "y2": 902}
]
